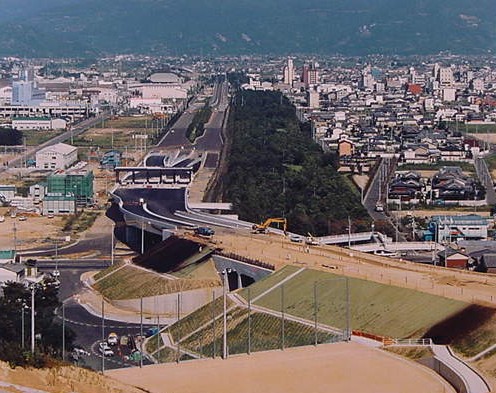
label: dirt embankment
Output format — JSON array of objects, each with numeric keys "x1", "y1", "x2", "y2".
[{"x1": 0, "y1": 362, "x2": 143, "y2": 393}]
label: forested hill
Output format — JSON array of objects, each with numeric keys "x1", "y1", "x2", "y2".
[
  {"x1": 222, "y1": 90, "x2": 370, "y2": 236},
  {"x1": 0, "y1": 0, "x2": 494, "y2": 57}
]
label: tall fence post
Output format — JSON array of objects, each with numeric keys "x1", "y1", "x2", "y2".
[
  {"x1": 176, "y1": 293, "x2": 180, "y2": 363},
  {"x1": 314, "y1": 282, "x2": 318, "y2": 346},
  {"x1": 212, "y1": 290, "x2": 216, "y2": 358},
  {"x1": 281, "y1": 284, "x2": 285, "y2": 350},
  {"x1": 248, "y1": 287, "x2": 251, "y2": 355}
]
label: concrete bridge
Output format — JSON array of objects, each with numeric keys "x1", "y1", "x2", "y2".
[{"x1": 351, "y1": 241, "x2": 444, "y2": 253}]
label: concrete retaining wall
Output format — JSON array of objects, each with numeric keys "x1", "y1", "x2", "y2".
[
  {"x1": 212, "y1": 255, "x2": 273, "y2": 282},
  {"x1": 112, "y1": 286, "x2": 223, "y2": 318},
  {"x1": 418, "y1": 357, "x2": 467, "y2": 393}
]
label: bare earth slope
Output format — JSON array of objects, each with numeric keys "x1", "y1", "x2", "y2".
[
  {"x1": 0, "y1": 362, "x2": 142, "y2": 393},
  {"x1": 109, "y1": 343, "x2": 455, "y2": 393}
]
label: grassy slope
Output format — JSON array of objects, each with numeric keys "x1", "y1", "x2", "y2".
[
  {"x1": 92, "y1": 265, "x2": 219, "y2": 300},
  {"x1": 252, "y1": 268, "x2": 467, "y2": 338},
  {"x1": 238, "y1": 265, "x2": 301, "y2": 300},
  {"x1": 180, "y1": 308, "x2": 337, "y2": 358}
]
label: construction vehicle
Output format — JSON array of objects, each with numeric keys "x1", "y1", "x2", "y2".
[
  {"x1": 252, "y1": 218, "x2": 287, "y2": 234},
  {"x1": 194, "y1": 227, "x2": 215, "y2": 237},
  {"x1": 305, "y1": 233, "x2": 320, "y2": 245}
]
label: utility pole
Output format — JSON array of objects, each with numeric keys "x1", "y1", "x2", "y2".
[{"x1": 30, "y1": 285, "x2": 35, "y2": 354}]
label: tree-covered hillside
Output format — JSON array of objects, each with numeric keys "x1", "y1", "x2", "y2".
[
  {"x1": 222, "y1": 90, "x2": 369, "y2": 236},
  {"x1": 0, "y1": 0, "x2": 494, "y2": 57}
]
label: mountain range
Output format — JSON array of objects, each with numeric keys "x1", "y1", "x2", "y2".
[{"x1": 0, "y1": 0, "x2": 494, "y2": 57}]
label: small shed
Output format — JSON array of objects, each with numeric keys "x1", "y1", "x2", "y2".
[
  {"x1": 437, "y1": 248, "x2": 470, "y2": 269},
  {"x1": 0, "y1": 263, "x2": 25, "y2": 284}
]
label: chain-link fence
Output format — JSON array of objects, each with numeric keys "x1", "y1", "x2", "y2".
[{"x1": 146, "y1": 278, "x2": 350, "y2": 363}]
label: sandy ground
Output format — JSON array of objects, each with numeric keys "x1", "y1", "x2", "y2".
[
  {"x1": 476, "y1": 355, "x2": 496, "y2": 391},
  {"x1": 0, "y1": 208, "x2": 67, "y2": 250},
  {"x1": 109, "y1": 343, "x2": 454, "y2": 393},
  {"x1": 208, "y1": 229, "x2": 496, "y2": 307},
  {"x1": 0, "y1": 361, "x2": 143, "y2": 393}
]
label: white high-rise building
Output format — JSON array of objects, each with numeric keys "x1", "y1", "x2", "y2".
[
  {"x1": 437, "y1": 67, "x2": 454, "y2": 87},
  {"x1": 283, "y1": 58, "x2": 295, "y2": 86}
]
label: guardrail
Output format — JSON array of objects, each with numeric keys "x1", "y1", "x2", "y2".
[{"x1": 387, "y1": 338, "x2": 433, "y2": 346}]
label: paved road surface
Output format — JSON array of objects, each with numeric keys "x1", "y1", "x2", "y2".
[
  {"x1": 475, "y1": 157, "x2": 496, "y2": 205},
  {"x1": 156, "y1": 110, "x2": 195, "y2": 148}
]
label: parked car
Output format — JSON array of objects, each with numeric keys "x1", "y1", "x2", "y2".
[
  {"x1": 289, "y1": 234, "x2": 303, "y2": 243},
  {"x1": 98, "y1": 342, "x2": 114, "y2": 356},
  {"x1": 73, "y1": 347, "x2": 90, "y2": 357},
  {"x1": 145, "y1": 327, "x2": 160, "y2": 338},
  {"x1": 107, "y1": 332, "x2": 118, "y2": 346}
]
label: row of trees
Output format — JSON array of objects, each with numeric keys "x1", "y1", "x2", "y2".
[
  {"x1": 222, "y1": 90, "x2": 370, "y2": 236},
  {"x1": 186, "y1": 103, "x2": 212, "y2": 142},
  {"x1": 0, "y1": 278, "x2": 75, "y2": 368},
  {"x1": 0, "y1": 127, "x2": 23, "y2": 146}
]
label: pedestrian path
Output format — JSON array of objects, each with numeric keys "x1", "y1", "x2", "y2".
[{"x1": 432, "y1": 345, "x2": 490, "y2": 393}]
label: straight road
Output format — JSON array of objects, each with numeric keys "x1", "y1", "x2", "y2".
[
  {"x1": 157, "y1": 110, "x2": 195, "y2": 148},
  {"x1": 0, "y1": 114, "x2": 109, "y2": 173}
]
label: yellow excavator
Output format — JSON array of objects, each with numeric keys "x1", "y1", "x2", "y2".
[{"x1": 252, "y1": 217, "x2": 287, "y2": 234}]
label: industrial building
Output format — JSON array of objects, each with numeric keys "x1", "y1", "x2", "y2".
[
  {"x1": 42, "y1": 193, "x2": 76, "y2": 215},
  {"x1": 12, "y1": 116, "x2": 67, "y2": 130},
  {"x1": 36, "y1": 143, "x2": 78, "y2": 170},
  {"x1": 46, "y1": 167, "x2": 94, "y2": 207},
  {"x1": 424, "y1": 214, "x2": 489, "y2": 242}
]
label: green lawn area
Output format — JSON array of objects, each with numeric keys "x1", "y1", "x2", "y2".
[
  {"x1": 170, "y1": 253, "x2": 219, "y2": 280},
  {"x1": 154, "y1": 347, "x2": 179, "y2": 363},
  {"x1": 105, "y1": 116, "x2": 156, "y2": 129},
  {"x1": 72, "y1": 128, "x2": 158, "y2": 149},
  {"x1": 181, "y1": 308, "x2": 337, "y2": 358},
  {"x1": 93, "y1": 261, "x2": 125, "y2": 281},
  {"x1": 23, "y1": 129, "x2": 66, "y2": 146},
  {"x1": 168, "y1": 296, "x2": 233, "y2": 343},
  {"x1": 145, "y1": 334, "x2": 164, "y2": 354},
  {"x1": 238, "y1": 265, "x2": 301, "y2": 301},
  {"x1": 92, "y1": 265, "x2": 219, "y2": 300},
  {"x1": 252, "y1": 268, "x2": 468, "y2": 338}
]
